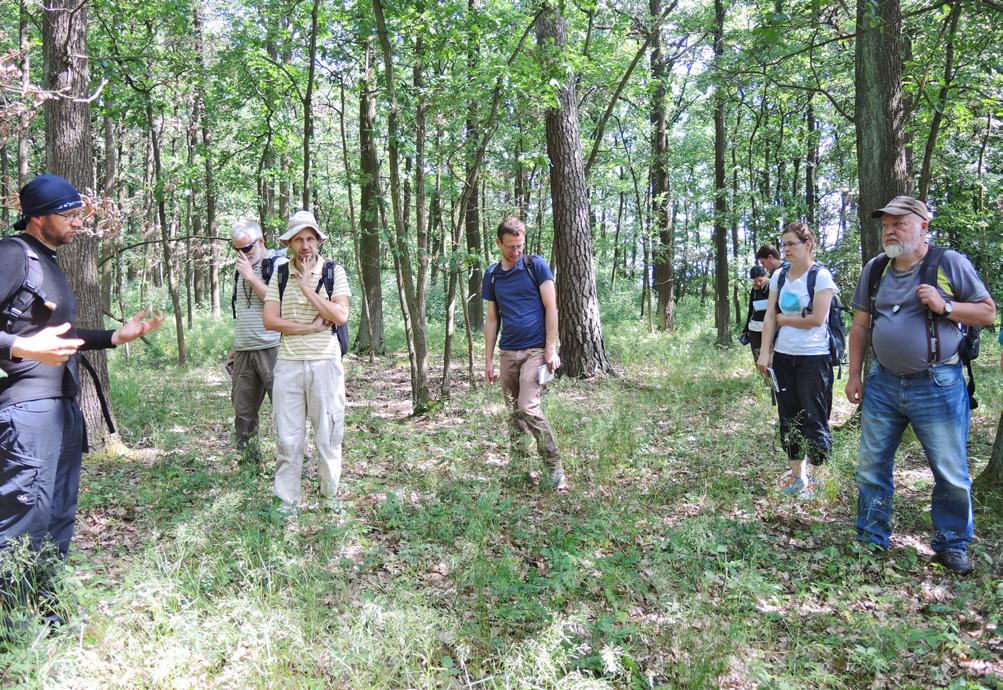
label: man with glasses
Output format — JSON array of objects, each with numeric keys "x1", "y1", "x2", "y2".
[
  {"x1": 846, "y1": 196, "x2": 996, "y2": 574},
  {"x1": 1, "y1": 174, "x2": 161, "y2": 622},
  {"x1": 228, "y1": 220, "x2": 284, "y2": 459}
]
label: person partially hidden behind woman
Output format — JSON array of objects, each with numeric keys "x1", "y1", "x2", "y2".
[
  {"x1": 757, "y1": 222, "x2": 838, "y2": 500},
  {"x1": 740, "y1": 265, "x2": 771, "y2": 365}
]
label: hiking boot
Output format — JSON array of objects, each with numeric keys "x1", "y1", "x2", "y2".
[
  {"x1": 930, "y1": 551, "x2": 973, "y2": 575},
  {"x1": 547, "y1": 468, "x2": 568, "y2": 492}
]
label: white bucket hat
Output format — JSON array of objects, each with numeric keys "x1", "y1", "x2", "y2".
[{"x1": 279, "y1": 210, "x2": 327, "y2": 243}]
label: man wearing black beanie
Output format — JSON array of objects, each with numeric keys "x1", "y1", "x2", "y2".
[{"x1": 1, "y1": 175, "x2": 162, "y2": 622}]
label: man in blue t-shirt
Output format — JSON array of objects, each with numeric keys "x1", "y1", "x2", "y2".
[{"x1": 482, "y1": 218, "x2": 565, "y2": 491}]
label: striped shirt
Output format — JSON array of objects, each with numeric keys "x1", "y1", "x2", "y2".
[
  {"x1": 234, "y1": 258, "x2": 282, "y2": 352},
  {"x1": 265, "y1": 258, "x2": 351, "y2": 361}
]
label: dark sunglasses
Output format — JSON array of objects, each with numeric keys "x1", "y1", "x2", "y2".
[{"x1": 235, "y1": 242, "x2": 256, "y2": 254}]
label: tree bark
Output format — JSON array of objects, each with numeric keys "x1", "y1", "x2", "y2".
[
  {"x1": 44, "y1": 0, "x2": 119, "y2": 449},
  {"x1": 17, "y1": 0, "x2": 31, "y2": 189},
  {"x1": 650, "y1": 0, "x2": 675, "y2": 332},
  {"x1": 355, "y1": 38, "x2": 385, "y2": 355},
  {"x1": 464, "y1": 0, "x2": 484, "y2": 333},
  {"x1": 536, "y1": 5, "x2": 613, "y2": 378},
  {"x1": 854, "y1": 0, "x2": 909, "y2": 263},
  {"x1": 712, "y1": 0, "x2": 731, "y2": 346},
  {"x1": 301, "y1": 0, "x2": 321, "y2": 210},
  {"x1": 918, "y1": 1, "x2": 961, "y2": 202},
  {"x1": 974, "y1": 413, "x2": 1003, "y2": 494}
]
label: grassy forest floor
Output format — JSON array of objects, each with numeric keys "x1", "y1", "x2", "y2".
[{"x1": 2, "y1": 298, "x2": 1002, "y2": 689}]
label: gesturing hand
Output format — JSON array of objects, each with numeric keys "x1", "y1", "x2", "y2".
[
  {"x1": 298, "y1": 256, "x2": 317, "y2": 290},
  {"x1": 112, "y1": 310, "x2": 165, "y2": 345},
  {"x1": 11, "y1": 323, "x2": 85, "y2": 365}
]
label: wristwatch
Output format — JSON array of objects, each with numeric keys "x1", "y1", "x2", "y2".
[{"x1": 942, "y1": 300, "x2": 953, "y2": 316}]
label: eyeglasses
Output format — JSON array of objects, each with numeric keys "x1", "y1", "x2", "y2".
[
  {"x1": 781, "y1": 240, "x2": 803, "y2": 249},
  {"x1": 235, "y1": 242, "x2": 256, "y2": 254},
  {"x1": 54, "y1": 210, "x2": 84, "y2": 221}
]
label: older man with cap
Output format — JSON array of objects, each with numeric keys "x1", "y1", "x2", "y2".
[
  {"x1": 228, "y1": 219, "x2": 285, "y2": 458},
  {"x1": 845, "y1": 195, "x2": 996, "y2": 574},
  {"x1": 263, "y1": 210, "x2": 350, "y2": 516},
  {"x1": 1, "y1": 175, "x2": 161, "y2": 607}
]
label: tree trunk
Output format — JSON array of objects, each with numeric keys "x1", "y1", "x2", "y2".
[
  {"x1": 917, "y1": 1, "x2": 961, "y2": 202},
  {"x1": 650, "y1": 0, "x2": 675, "y2": 332},
  {"x1": 464, "y1": 0, "x2": 484, "y2": 333},
  {"x1": 301, "y1": 0, "x2": 321, "y2": 210},
  {"x1": 536, "y1": 5, "x2": 613, "y2": 378},
  {"x1": 355, "y1": 38, "x2": 385, "y2": 355},
  {"x1": 712, "y1": 0, "x2": 731, "y2": 346},
  {"x1": 17, "y1": 0, "x2": 31, "y2": 189},
  {"x1": 44, "y1": 0, "x2": 119, "y2": 450},
  {"x1": 974, "y1": 413, "x2": 1003, "y2": 494},
  {"x1": 855, "y1": 0, "x2": 909, "y2": 263},
  {"x1": 373, "y1": 0, "x2": 432, "y2": 412},
  {"x1": 805, "y1": 99, "x2": 818, "y2": 227}
]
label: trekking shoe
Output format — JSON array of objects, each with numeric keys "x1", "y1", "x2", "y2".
[
  {"x1": 930, "y1": 550, "x2": 973, "y2": 575},
  {"x1": 548, "y1": 468, "x2": 568, "y2": 493},
  {"x1": 797, "y1": 479, "x2": 821, "y2": 500},
  {"x1": 781, "y1": 477, "x2": 805, "y2": 496}
]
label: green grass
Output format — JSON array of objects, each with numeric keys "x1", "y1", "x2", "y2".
[{"x1": 1, "y1": 298, "x2": 1001, "y2": 688}]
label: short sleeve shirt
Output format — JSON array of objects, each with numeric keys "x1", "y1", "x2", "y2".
[
  {"x1": 481, "y1": 255, "x2": 554, "y2": 351},
  {"x1": 265, "y1": 259, "x2": 351, "y2": 361},
  {"x1": 771, "y1": 264, "x2": 838, "y2": 357},
  {"x1": 233, "y1": 255, "x2": 283, "y2": 352},
  {"x1": 851, "y1": 249, "x2": 990, "y2": 375}
]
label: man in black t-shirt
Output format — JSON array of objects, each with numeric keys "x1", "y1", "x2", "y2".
[{"x1": 1, "y1": 175, "x2": 162, "y2": 569}]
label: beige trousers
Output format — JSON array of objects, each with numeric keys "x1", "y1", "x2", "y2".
[{"x1": 272, "y1": 358, "x2": 346, "y2": 509}]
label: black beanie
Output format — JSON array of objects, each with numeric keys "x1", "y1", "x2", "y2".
[{"x1": 13, "y1": 174, "x2": 82, "y2": 231}]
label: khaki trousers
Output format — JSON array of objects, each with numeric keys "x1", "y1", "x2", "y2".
[
  {"x1": 231, "y1": 346, "x2": 278, "y2": 448},
  {"x1": 499, "y1": 348, "x2": 561, "y2": 471},
  {"x1": 272, "y1": 358, "x2": 346, "y2": 509}
]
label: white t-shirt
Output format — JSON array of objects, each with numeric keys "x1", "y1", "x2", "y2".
[{"x1": 771, "y1": 264, "x2": 838, "y2": 356}]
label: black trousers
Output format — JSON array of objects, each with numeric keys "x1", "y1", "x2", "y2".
[{"x1": 772, "y1": 352, "x2": 833, "y2": 466}]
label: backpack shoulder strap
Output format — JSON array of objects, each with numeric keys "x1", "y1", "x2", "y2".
[
  {"x1": 316, "y1": 260, "x2": 336, "y2": 298},
  {"x1": 805, "y1": 264, "x2": 820, "y2": 305},
  {"x1": 1, "y1": 237, "x2": 47, "y2": 332},
  {"x1": 489, "y1": 261, "x2": 501, "y2": 288},
  {"x1": 260, "y1": 256, "x2": 275, "y2": 285},
  {"x1": 774, "y1": 265, "x2": 790, "y2": 312},
  {"x1": 525, "y1": 255, "x2": 541, "y2": 289},
  {"x1": 231, "y1": 269, "x2": 239, "y2": 319},
  {"x1": 866, "y1": 253, "x2": 891, "y2": 315},
  {"x1": 276, "y1": 262, "x2": 290, "y2": 304},
  {"x1": 919, "y1": 245, "x2": 949, "y2": 364}
]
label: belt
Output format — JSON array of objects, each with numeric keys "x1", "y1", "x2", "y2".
[{"x1": 875, "y1": 355, "x2": 959, "y2": 379}]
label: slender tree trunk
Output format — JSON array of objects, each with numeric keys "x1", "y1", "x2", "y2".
[
  {"x1": 712, "y1": 0, "x2": 731, "y2": 346},
  {"x1": 44, "y1": 0, "x2": 122, "y2": 449},
  {"x1": 536, "y1": 5, "x2": 613, "y2": 378},
  {"x1": 373, "y1": 0, "x2": 432, "y2": 411},
  {"x1": 805, "y1": 98, "x2": 818, "y2": 226},
  {"x1": 918, "y1": 1, "x2": 961, "y2": 202},
  {"x1": 464, "y1": 0, "x2": 484, "y2": 332},
  {"x1": 355, "y1": 38, "x2": 385, "y2": 355},
  {"x1": 301, "y1": 0, "x2": 321, "y2": 209},
  {"x1": 650, "y1": 0, "x2": 675, "y2": 332},
  {"x1": 855, "y1": 0, "x2": 909, "y2": 263},
  {"x1": 1, "y1": 145, "x2": 8, "y2": 229},
  {"x1": 17, "y1": 0, "x2": 31, "y2": 189}
]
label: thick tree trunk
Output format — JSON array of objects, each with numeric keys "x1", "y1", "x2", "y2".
[
  {"x1": 855, "y1": 0, "x2": 909, "y2": 263},
  {"x1": 536, "y1": 6, "x2": 613, "y2": 378},
  {"x1": 355, "y1": 39, "x2": 385, "y2": 355},
  {"x1": 44, "y1": 0, "x2": 119, "y2": 450},
  {"x1": 712, "y1": 0, "x2": 731, "y2": 346}
]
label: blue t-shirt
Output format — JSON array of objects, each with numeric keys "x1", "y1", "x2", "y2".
[{"x1": 481, "y1": 255, "x2": 554, "y2": 351}]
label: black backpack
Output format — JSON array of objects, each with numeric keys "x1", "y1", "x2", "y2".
[
  {"x1": 0, "y1": 236, "x2": 115, "y2": 432},
  {"x1": 276, "y1": 260, "x2": 350, "y2": 359},
  {"x1": 776, "y1": 263, "x2": 849, "y2": 377},
  {"x1": 865, "y1": 246, "x2": 980, "y2": 409},
  {"x1": 231, "y1": 256, "x2": 278, "y2": 318}
]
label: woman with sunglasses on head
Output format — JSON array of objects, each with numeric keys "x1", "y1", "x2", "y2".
[{"x1": 757, "y1": 222, "x2": 838, "y2": 500}]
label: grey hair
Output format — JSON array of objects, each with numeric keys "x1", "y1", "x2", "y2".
[{"x1": 231, "y1": 219, "x2": 262, "y2": 243}]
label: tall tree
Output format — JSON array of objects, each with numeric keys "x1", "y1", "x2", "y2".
[
  {"x1": 464, "y1": 0, "x2": 484, "y2": 332},
  {"x1": 536, "y1": 4, "x2": 613, "y2": 378},
  {"x1": 650, "y1": 0, "x2": 674, "y2": 332},
  {"x1": 43, "y1": 0, "x2": 118, "y2": 448},
  {"x1": 854, "y1": 0, "x2": 909, "y2": 262},
  {"x1": 712, "y1": 0, "x2": 731, "y2": 346}
]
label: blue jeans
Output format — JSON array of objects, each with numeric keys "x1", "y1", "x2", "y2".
[{"x1": 855, "y1": 362, "x2": 973, "y2": 553}]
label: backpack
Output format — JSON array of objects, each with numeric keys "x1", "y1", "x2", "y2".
[
  {"x1": 0, "y1": 236, "x2": 115, "y2": 432},
  {"x1": 865, "y1": 246, "x2": 980, "y2": 409},
  {"x1": 276, "y1": 260, "x2": 350, "y2": 359},
  {"x1": 775, "y1": 263, "x2": 849, "y2": 378},
  {"x1": 231, "y1": 254, "x2": 283, "y2": 318}
]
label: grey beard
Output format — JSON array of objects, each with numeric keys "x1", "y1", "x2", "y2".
[{"x1": 882, "y1": 238, "x2": 918, "y2": 259}]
